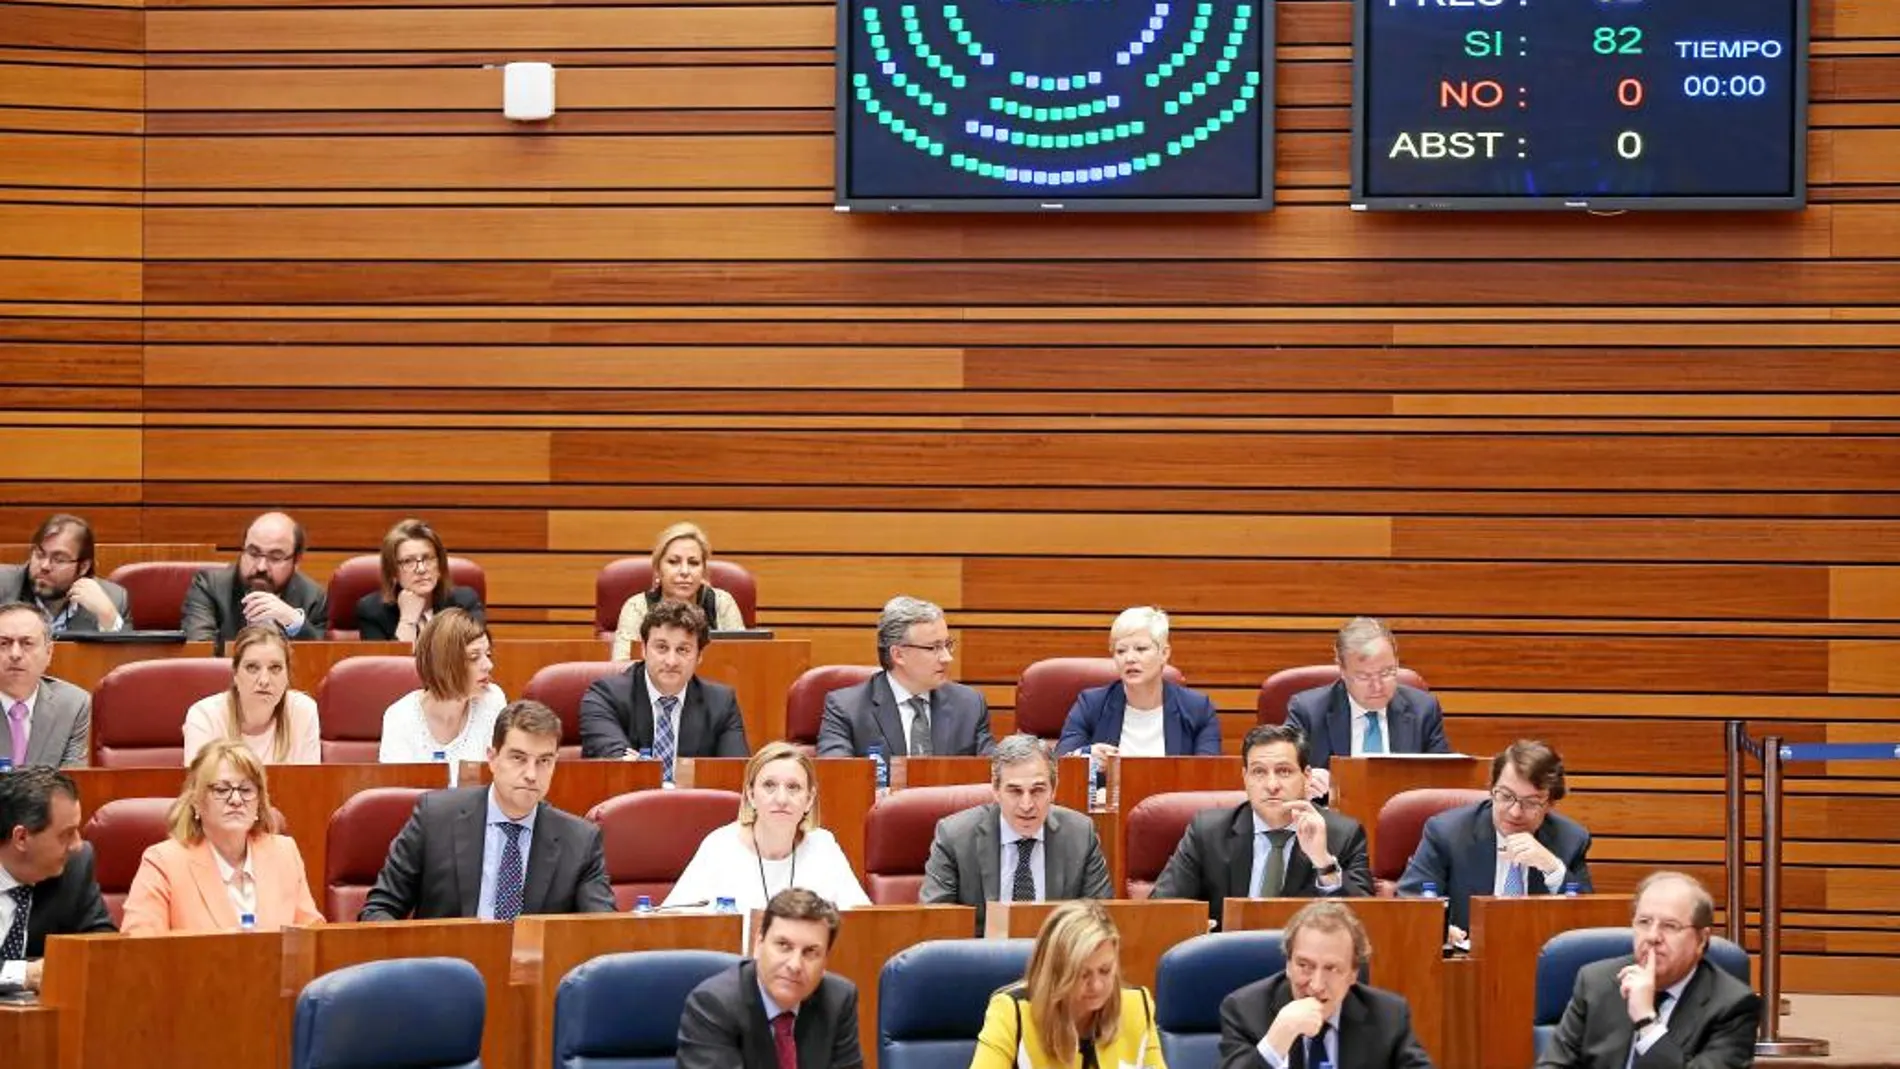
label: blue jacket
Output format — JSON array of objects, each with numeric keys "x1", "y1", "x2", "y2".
[{"x1": 1054, "y1": 679, "x2": 1222, "y2": 756}]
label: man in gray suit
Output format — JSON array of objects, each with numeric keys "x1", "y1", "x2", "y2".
[
  {"x1": 816, "y1": 595, "x2": 994, "y2": 758},
  {"x1": 181, "y1": 511, "x2": 329, "y2": 644},
  {"x1": 0, "y1": 514, "x2": 130, "y2": 635},
  {"x1": 359, "y1": 700, "x2": 615, "y2": 921},
  {"x1": 0, "y1": 604, "x2": 90, "y2": 768},
  {"x1": 920, "y1": 734, "x2": 1112, "y2": 933}
]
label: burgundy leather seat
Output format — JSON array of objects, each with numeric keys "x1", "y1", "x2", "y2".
[
  {"x1": 1122, "y1": 790, "x2": 1246, "y2": 899},
  {"x1": 862, "y1": 784, "x2": 993, "y2": 904},
  {"x1": 1014, "y1": 657, "x2": 1187, "y2": 741},
  {"x1": 91, "y1": 658, "x2": 232, "y2": 767},
  {"x1": 520, "y1": 661, "x2": 623, "y2": 761},
  {"x1": 785, "y1": 665, "x2": 878, "y2": 753},
  {"x1": 585, "y1": 789, "x2": 742, "y2": 909},
  {"x1": 324, "y1": 787, "x2": 426, "y2": 921},
  {"x1": 1374, "y1": 788, "x2": 1490, "y2": 893},
  {"x1": 316, "y1": 656, "x2": 422, "y2": 762},
  {"x1": 104, "y1": 561, "x2": 223, "y2": 632}
]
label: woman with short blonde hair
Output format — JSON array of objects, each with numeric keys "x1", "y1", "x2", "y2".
[
  {"x1": 971, "y1": 900, "x2": 1164, "y2": 1068},
  {"x1": 610, "y1": 521, "x2": 746, "y2": 659}
]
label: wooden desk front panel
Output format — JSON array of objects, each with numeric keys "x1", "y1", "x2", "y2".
[
  {"x1": 1469, "y1": 894, "x2": 1636, "y2": 1069},
  {"x1": 983, "y1": 898, "x2": 1210, "y2": 993},
  {"x1": 827, "y1": 903, "x2": 982, "y2": 1069},
  {"x1": 1328, "y1": 757, "x2": 1492, "y2": 866}
]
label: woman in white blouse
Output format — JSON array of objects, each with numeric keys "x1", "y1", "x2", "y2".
[
  {"x1": 665, "y1": 741, "x2": 870, "y2": 912},
  {"x1": 182, "y1": 624, "x2": 320, "y2": 765},
  {"x1": 377, "y1": 607, "x2": 506, "y2": 776}
]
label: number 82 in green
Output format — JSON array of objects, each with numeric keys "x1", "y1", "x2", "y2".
[{"x1": 1593, "y1": 26, "x2": 1643, "y2": 53}]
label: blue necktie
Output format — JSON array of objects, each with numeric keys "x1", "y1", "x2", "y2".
[
  {"x1": 493, "y1": 822, "x2": 525, "y2": 921},
  {"x1": 655, "y1": 694, "x2": 679, "y2": 782},
  {"x1": 2, "y1": 885, "x2": 30, "y2": 961},
  {"x1": 1362, "y1": 711, "x2": 1384, "y2": 755},
  {"x1": 1501, "y1": 861, "x2": 1526, "y2": 897}
]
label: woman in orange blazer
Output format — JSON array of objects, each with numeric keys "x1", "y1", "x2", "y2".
[{"x1": 121, "y1": 739, "x2": 325, "y2": 935}]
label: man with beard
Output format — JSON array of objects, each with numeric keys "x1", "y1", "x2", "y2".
[
  {"x1": 181, "y1": 512, "x2": 329, "y2": 643},
  {"x1": 0, "y1": 514, "x2": 129, "y2": 634}
]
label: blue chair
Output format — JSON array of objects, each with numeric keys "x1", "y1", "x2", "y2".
[
  {"x1": 293, "y1": 956, "x2": 485, "y2": 1069},
  {"x1": 1155, "y1": 930, "x2": 1287, "y2": 1069},
  {"x1": 553, "y1": 949, "x2": 742, "y2": 1069},
  {"x1": 1534, "y1": 927, "x2": 1751, "y2": 1057},
  {"x1": 880, "y1": 938, "x2": 1034, "y2": 1069}
]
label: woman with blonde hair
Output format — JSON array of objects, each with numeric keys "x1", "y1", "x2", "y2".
[
  {"x1": 181, "y1": 624, "x2": 320, "y2": 765},
  {"x1": 377, "y1": 607, "x2": 505, "y2": 780},
  {"x1": 971, "y1": 900, "x2": 1165, "y2": 1069},
  {"x1": 664, "y1": 740, "x2": 868, "y2": 913},
  {"x1": 122, "y1": 739, "x2": 324, "y2": 934},
  {"x1": 610, "y1": 521, "x2": 746, "y2": 659}
]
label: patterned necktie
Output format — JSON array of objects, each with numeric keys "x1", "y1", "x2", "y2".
[
  {"x1": 493, "y1": 822, "x2": 526, "y2": 921},
  {"x1": 1297, "y1": 1022, "x2": 1332, "y2": 1069},
  {"x1": 906, "y1": 696, "x2": 932, "y2": 757},
  {"x1": 6, "y1": 701, "x2": 28, "y2": 767},
  {"x1": 1361, "y1": 711, "x2": 1384, "y2": 755},
  {"x1": 1257, "y1": 829, "x2": 1294, "y2": 897},
  {"x1": 2, "y1": 884, "x2": 32, "y2": 962},
  {"x1": 1501, "y1": 860, "x2": 1527, "y2": 897},
  {"x1": 654, "y1": 694, "x2": 679, "y2": 782},
  {"x1": 1011, "y1": 837, "x2": 1038, "y2": 902},
  {"x1": 1626, "y1": 991, "x2": 1672, "y2": 1069},
  {"x1": 772, "y1": 1011, "x2": 798, "y2": 1069}
]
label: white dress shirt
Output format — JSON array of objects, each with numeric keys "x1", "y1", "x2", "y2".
[
  {"x1": 889, "y1": 678, "x2": 926, "y2": 751},
  {"x1": 0, "y1": 862, "x2": 28, "y2": 986},
  {"x1": 1348, "y1": 695, "x2": 1385, "y2": 756},
  {"x1": 211, "y1": 843, "x2": 258, "y2": 922}
]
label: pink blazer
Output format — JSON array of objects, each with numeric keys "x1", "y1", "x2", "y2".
[{"x1": 121, "y1": 834, "x2": 325, "y2": 935}]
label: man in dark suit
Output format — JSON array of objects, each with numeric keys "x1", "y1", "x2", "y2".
[
  {"x1": 0, "y1": 513, "x2": 130, "y2": 634},
  {"x1": 0, "y1": 768, "x2": 116, "y2": 991},
  {"x1": 816, "y1": 595, "x2": 994, "y2": 758},
  {"x1": 1152, "y1": 723, "x2": 1373, "y2": 929},
  {"x1": 920, "y1": 734, "x2": 1111, "y2": 934},
  {"x1": 1219, "y1": 900, "x2": 1433, "y2": 1069},
  {"x1": 1397, "y1": 739, "x2": 1593, "y2": 941},
  {"x1": 181, "y1": 511, "x2": 329, "y2": 644},
  {"x1": 1284, "y1": 617, "x2": 1450, "y2": 800},
  {"x1": 1537, "y1": 871, "x2": 1760, "y2": 1069},
  {"x1": 0, "y1": 603, "x2": 91, "y2": 768},
  {"x1": 359, "y1": 700, "x2": 615, "y2": 921},
  {"x1": 579, "y1": 599, "x2": 748, "y2": 775},
  {"x1": 678, "y1": 887, "x2": 864, "y2": 1069}
]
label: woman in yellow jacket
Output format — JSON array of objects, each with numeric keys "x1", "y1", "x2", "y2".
[{"x1": 971, "y1": 900, "x2": 1167, "y2": 1069}]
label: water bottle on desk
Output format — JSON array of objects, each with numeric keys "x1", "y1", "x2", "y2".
[
  {"x1": 239, "y1": 913, "x2": 257, "y2": 932},
  {"x1": 867, "y1": 743, "x2": 889, "y2": 798},
  {"x1": 634, "y1": 895, "x2": 653, "y2": 914},
  {"x1": 715, "y1": 897, "x2": 738, "y2": 915},
  {"x1": 1562, "y1": 881, "x2": 1581, "y2": 897},
  {"x1": 0, "y1": 758, "x2": 11, "y2": 774}
]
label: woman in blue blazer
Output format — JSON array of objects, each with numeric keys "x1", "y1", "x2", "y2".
[{"x1": 1055, "y1": 606, "x2": 1222, "y2": 757}]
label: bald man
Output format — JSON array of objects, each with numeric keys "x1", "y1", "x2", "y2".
[{"x1": 181, "y1": 512, "x2": 329, "y2": 643}]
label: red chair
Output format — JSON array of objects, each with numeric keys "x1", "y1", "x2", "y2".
[
  {"x1": 1254, "y1": 665, "x2": 1431, "y2": 724},
  {"x1": 324, "y1": 787, "x2": 426, "y2": 921},
  {"x1": 1373, "y1": 787, "x2": 1490, "y2": 895},
  {"x1": 90, "y1": 658, "x2": 232, "y2": 767},
  {"x1": 862, "y1": 784, "x2": 993, "y2": 904},
  {"x1": 585, "y1": 789, "x2": 742, "y2": 909},
  {"x1": 105, "y1": 561, "x2": 224, "y2": 632},
  {"x1": 316, "y1": 656, "x2": 422, "y2": 762},
  {"x1": 324, "y1": 554, "x2": 490, "y2": 641},
  {"x1": 82, "y1": 797, "x2": 170, "y2": 924},
  {"x1": 785, "y1": 665, "x2": 878, "y2": 752},
  {"x1": 520, "y1": 661, "x2": 622, "y2": 760},
  {"x1": 1121, "y1": 790, "x2": 1246, "y2": 898},
  {"x1": 1014, "y1": 657, "x2": 1188, "y2": 742},
  {"x1": 593, "y1": 558, "x2": 759, "y2": 639}
]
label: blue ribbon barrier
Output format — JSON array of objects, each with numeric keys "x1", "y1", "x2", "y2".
[{"x1": 1775, "y1": 742, "x2": 1900, "y2": 762}]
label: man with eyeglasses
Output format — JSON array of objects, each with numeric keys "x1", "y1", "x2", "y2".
[
  {"x1": 1397, "y1": 739, "x2": 1593, "y2": 944},
  {"x1": 1285, "y1": 617, "x2": 1451, "y2": 801},
  {"x1": 181, "y1": 512, "x2": 329, "y2": 643},
  {"x1": 1536, "y1": 871, "x2": 1760, "y2": 1069},
  {"x1": 0, "y1": 603, "x2": 91, "y2": 768},
  {"x1": 817, "y1": 595, "x2": 995, "y2": 758},
  {"x1": 0, "y1": 514, "x2": 129, "y2": 635},
  {"x1": 1219, "y1": 900, "x2": 1433, "y2": 1069}
]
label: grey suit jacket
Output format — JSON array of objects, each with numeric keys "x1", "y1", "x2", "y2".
[
  {"x1": 815, "y1": 671, "x2": 995, "y2": 758},
  {"x1": 1150, "y1": 802, "x2": 1374, "y2": 929},
  {"x1": 677, "y1": 960, "x2": 864, "y2": 1069},
  {"x1": 0, "y1": 565, "x2": 130, "y2": 634},
  {"x1": 919, "y1": 802, "x2": 1112, "y2": 933},
  {"x1": 181, "y1": 565, "x2": 329, "y2": 643},
  {"x1": 1535, "y1": 957, "x2": 1761, "y2": 1069},
  {"x1": 1219, "y1": 973, "x2": 1434, "y2": 1069},
  {"x1": 1285, "y1": 681, "x2": 1451, "y2": 770},
  {"x1": 578, "y1": 666, "x2": 749, "y2": 760},
  {"x1": 357, "y1": 786, "x2": 615, "y2": 921},
  {"x1": 0, "y1": 677, "x2": 92, "y2": 768}
]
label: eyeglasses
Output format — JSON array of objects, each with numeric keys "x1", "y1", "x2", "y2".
[
  {"x1": 1491, "y1": 786, "x2": 1550, "y2": 815},
  {"x1": 896, "y1": 640, "x2": 957, "y2": 656},
  {"x1": 396, "y1": 554, "x2": 437, "y2": 572},
  {"x1": 28, "y1": 546, "x2": 79, "y2": 568},
  {"x1": 1345, "y1": 666, "x2": 1402, "y2": 686},
  {"x1": 209, "y1": 782, "x2": 258, "y2": 803},
  {"x1": 1633, "y1": 916, "x2": 1696, "y2": 937},
  {"x1": 241, "y1": 546, "x2": 296, "y2": 566}
]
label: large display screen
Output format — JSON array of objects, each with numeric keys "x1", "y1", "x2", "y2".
[
  {"x1": 836, "y1": 0, "x2": 1274, "y2": 211},
  {"x1": 1352, "y1": 0, "x2": 1807, "y2": 210}
]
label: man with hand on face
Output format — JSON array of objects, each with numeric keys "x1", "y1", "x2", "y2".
[
  {"x1": 677, "y1": 887, "x2": 864, "y2": 1069},
  {"x1": 358, "y1": 700, "x2": 614, "y2": 921},
  {"x1": 0, "y1": 514, "x2": 129, "y2": 634},
  {"x1": 1220, "y1": 900, "x2": 1433, "y2": 1069},
  {"x1": 578, "y1": 599, "x2": 749, "y2": 777},
  {"x1": 181, "y1": 511, "x2": 329, "y2": 643},
  {"x1": 1536, "y1": 871, "x2": 1760, "y2": 1069},
  {"x1": 1285, "y1": 617, "x2": 1451, "y2": 802},
  {"x1": 0, "y1": 603, "x2": 91, "y2": 768},
  {"x1": 920, "y1": 734, "x2": 1112, "y2": 934},
  {"x1": 1397, "y1": 739, "x2": 1593, "y2": 946},
  {"x1": 0, "y1": 768, "x2": 116, "y2": 993},
  {"x1": 816, "y1": 595, "x2": 995, "y2": 758},
  {"x1": 1152, "y1": 723, "x2": 1373, "y2": 929}
]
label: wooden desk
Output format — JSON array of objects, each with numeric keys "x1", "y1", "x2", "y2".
[
  {"x1": 0, "y1": 543, "x2": 217, "y2": 575},
  {"x1": 0, "y1": 1003, "x2": 57, "y2": 1069},
  {"x1": 284, "y1": 920, "x2": 517, "y2": 1069},
  {"x1": 1224, "y1": 897, "x2": 1450, "y2": 1062},
  {"x1": 677, "y1": 757, "x2": 877, "y2": 878},
  {"x1": 513, "y1": 912, "x2": 745, "y2": 1069},
  {"x1": 1328, "y1": 756, "x2": 1490, "y2": 864},
  {"x1": 41, "y1": 931, "x2": 288, "y2": 1069},
  {"x1": 825, "y1": 903, "x2": 979, "y2": 1069},
  {"x1": 1469, "y1": 894, "x2": 1635, "y2": 1069},
  {"x1": 983, "y1": 899, "x2": 1209, "y2": 992}
]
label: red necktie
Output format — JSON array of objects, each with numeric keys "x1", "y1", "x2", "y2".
[{"x1": 772, "y1": 1011, "x2": 797, "y2": 1069}]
